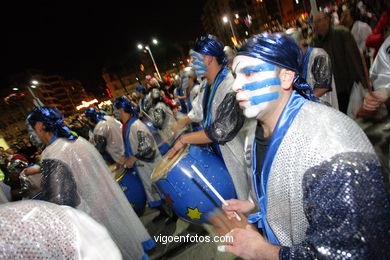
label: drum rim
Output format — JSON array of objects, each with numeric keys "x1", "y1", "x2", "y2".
[{"x1": 151, "y1": 144, "x2": 190, "y2": 182}]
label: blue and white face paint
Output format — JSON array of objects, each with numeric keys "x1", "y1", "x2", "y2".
[
  {"x1": 27, "y1": 123, "x2": 44, "y2": 149},
  {"x1": 232, "y1": 55, "x2": 281, "y2": 119},
  {"x1": 189, "y1": 49, "x2": 207, "y2": 79},
  {"x1": 113, "y1": 107, "x2": 121, "y2": 120}
]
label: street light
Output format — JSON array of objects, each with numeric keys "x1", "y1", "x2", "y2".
[
  {"x1": 137, "y1": 40, "x2": 162, "y2": 81},
  {"x1": 28, "y1": 80, "x2": 44, "y2": 107},
  {"x1": 222, "y1": 15, "x2": 237, "y2": 45},
  {"x1": 12, "y1": 88, "x2": 19, "y2": 91}
]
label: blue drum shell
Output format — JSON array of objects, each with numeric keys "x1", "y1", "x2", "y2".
[
  {"x1": 117, "y1": 169, "x2": 147, "y2": 215},
  {"x1": 155, "y1": 145, "x2": 237, "y2": 224}
]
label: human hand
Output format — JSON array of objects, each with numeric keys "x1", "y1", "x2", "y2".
[
  {"x1": 222, "y1": 199, "x2": 255, "y2": 218},
  {"x1": 218, "y1": 225, "x2": 280, "y2": 260},
  {"x1": 363, "y1": 89, "x2": 390, "y2": 111},
  {"x1": 124, "y1": 156, "x2": 137, "y2": 169},
  {"x1": 208, "y1": 208, "x2": 249, "y2": 236},
  {"x1": 167, "y1": 137, "x2": 185, "y2": 159}
]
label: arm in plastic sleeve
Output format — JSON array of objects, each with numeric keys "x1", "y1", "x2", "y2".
[
  {"x1": 134, "y1": 130, "x2": 156, "y2": 162},
  {"x1": 152, "y1": 107, "x2": 166, "y2": 129},
  {"x1": 188, "y1": 82, "x2": 206, "y2": 123},
  {"x1": 311, "y1": 55, "x2": 332, "y2": 90},
  {"x1": 93, "y1": 135, "x2": 107, "y2": 154},
  {"x1": 41, "y1": 159, "x2": 81, "y2": 207},
  {"x1": 279, "y1": 153, "x2": 390, "y2": 259},
  {"x1": 204, "y1": 92, "x2": 245, "y2": 144}
]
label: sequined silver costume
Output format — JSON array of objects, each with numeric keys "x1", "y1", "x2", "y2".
[
  {"x1": 41, "y1": 137, "x2": 153, "y2": 260},
  {"x1": 192, "y1": 72, "x2": 252, "y2": 200},
  {"x1": 245, "y1": 101, "x2": 390, "y2": 258},
  {"x1": 125, "y1": 119, "x2": 162, "y2": 206},
  {"x1": 0, "y1": 200, "x2": 122, "y2": 259},
  {"x1": 92, "y1": 115, "x2": 124, "y2": 164},
  {"x1": 305, "y1": 47, "x2": 339, "y2": 109},
  {"x1": 149, "y1": 89, "x2": 176, "y2": 144}
]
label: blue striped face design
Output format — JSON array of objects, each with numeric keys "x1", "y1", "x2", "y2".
[
  {"x1": 232, "y1": 55, "x2": 282, "y2": 118},
  {"x1": 189, "y1": 49, "x2": 207, "y2": 78}
]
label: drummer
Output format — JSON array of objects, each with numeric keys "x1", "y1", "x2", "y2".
[
  {"x1": 169, "y1": 35, "x2": 252, "y2": 201},
  {"x1": 26, "y1": 106, "x2": 154, "y2": 259},
  {"x1": 148, "y1": 88, "x2": 177, "y2": 145},
  {"x1": 113, "y1": 96, "x2": 169, "y2": 222},
  {"x1": 84, "y1": 107, "x2": 124, "y2": 165}
]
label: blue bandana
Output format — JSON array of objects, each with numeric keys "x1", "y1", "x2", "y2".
[
  {"x1": 84, "y1": 107, "x2": 106, "y2": 124},
  {"x1": 238, "y1": 33, "x2": 316, "y2": 101},
  {"x1": 193, "y1": 34, "x2": 227, "y2": 66},
  {"x1": 27, "y1": 107, "x2": 77, "y2": 141},
  {"x1": 114, "y1": 96, "x2": 135, "y2": 115}
]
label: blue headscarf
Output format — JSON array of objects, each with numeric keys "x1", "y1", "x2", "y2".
[
  {"x1": 84, "y1": 107, "x2": 106, "y2": 124},
  {"x1": 193, "y1": 35, "x2": 228, "y2": 66},
  {"x1": 113, "y1": 96, "x2": 135, "y2": 115},
  {"x1": 27, "y1": 107, "x2": 77, "y2": 141},
  {"x1": 238, "y1": 33, "x2": 315, "y2": 100},
  {"x1": 135, "y1": 85, "x2": 146, "y2": 94}
]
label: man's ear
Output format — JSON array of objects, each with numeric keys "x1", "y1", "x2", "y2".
[{"x1": 279, "y1": 69, "x2": 295, "y2": 91}]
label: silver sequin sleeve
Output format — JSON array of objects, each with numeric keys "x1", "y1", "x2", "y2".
[
  {"x1": 41, "y1": 158, "x2": 81, "y2": 207},
  {"x1": 311, "y1": 54, "x2": 332, "y2": 90},
  {"x1": 204, "y1": 92, "x2": 245, "y2": 144},
  {"x1": 134, "y1": 130, "x2": 156, "y2": 162},
  {"x1": 280, "y1": 152, "x2": 390, "y2": 259}
]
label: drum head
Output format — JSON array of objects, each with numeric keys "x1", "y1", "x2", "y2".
[{"x1": 151, "y1": 144, "x2": 188, "y2": 182}]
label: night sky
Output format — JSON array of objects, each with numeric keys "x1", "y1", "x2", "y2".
[{"x1": 2, "y1": 0, "x2": 207, "y2": 96}]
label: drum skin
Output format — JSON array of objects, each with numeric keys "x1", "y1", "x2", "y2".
[
  {"x1": 153, "y1": 145, "x2": 237, "y2": 224},
  {"x1": 117, "y1": 169, "x2": 147, "y2": 215}
]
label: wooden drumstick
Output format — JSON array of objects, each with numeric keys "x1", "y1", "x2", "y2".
[{"x1": 190, "y1": 165, "x2": 242, "y2": 221}]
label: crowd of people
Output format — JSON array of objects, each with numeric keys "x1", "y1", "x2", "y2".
[{"x1": 1, "y1": 0, "x2": 390, "y2": 259}]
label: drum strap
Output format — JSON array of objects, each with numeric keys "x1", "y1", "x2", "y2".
[{"x1": 248, "y1": 91, "x2": 306, "y2": 245}]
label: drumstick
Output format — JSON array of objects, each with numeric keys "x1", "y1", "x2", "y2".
[{"x1": 190, "y1": 165, "x2": 242, "y2": 221}]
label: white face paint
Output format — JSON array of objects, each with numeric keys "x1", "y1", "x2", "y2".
[
  {"x1": 189, "y1": 49, "x2": 207, "y2": 78},
  {"x1": 27, "y1": 123, "x2": 44, "y2": 148},
  {"x1": 232, "y1": 56, "x2": 282, "y2": 119}
]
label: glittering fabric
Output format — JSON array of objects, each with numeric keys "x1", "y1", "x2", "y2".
[
  {"x1": 0, "y1": 200, "x2": 122, "y2": 260},
  {"x1": 150, "y1": 102, "x2": 176, "y2": 144},
  {"x1": 245, "y1": 100, "x2": 390, "y2": 258},
  {"x1": 205, "y1": 71, "x2": 252, "y2": 200},
  {"x1": 305, "y1": 47, "x2": 339, "y2": 109},
  {"x1": 280, "y1": 152, "x2": 390, "y2": 259},
  {"x1": 204, "y1": 92, "x2": 245, "y2": 144},
  {"x1": 41, "y1": 137, "x2": 152, "y2": 259},
  {"x1": 93, "y1": 115, "x2": 124, "y2": 163},
  {"x1": 127, "y1": 119, "x2": 162, "y2": 204}
]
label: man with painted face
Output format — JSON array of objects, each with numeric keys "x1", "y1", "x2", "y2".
[
  {"x1": 169, "y1": 35, "x2": 251, "y2": 201},
  {"x1": 113, "y1": 96, "x2": 169, "y2": 221},
  {"x1": 214, "y1": 33, "x2": 390, "y2": 259},
  {"x1": 84, "y1": 107, "x2": 124, "y2": 165},
  {"x1": 171, "y1": 50, "x2": 208, "y2": 135},
  {"x1": 26, "y1": 107, "x2": 155, "y2": 260}
]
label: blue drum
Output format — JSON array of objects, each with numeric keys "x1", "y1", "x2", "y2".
[
  {"x1": 151, "y1": 145, "x2": 237, "y2": 224},
  {"x1": 113, "y1": 167, "x2": 147, "y2": 215}
]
